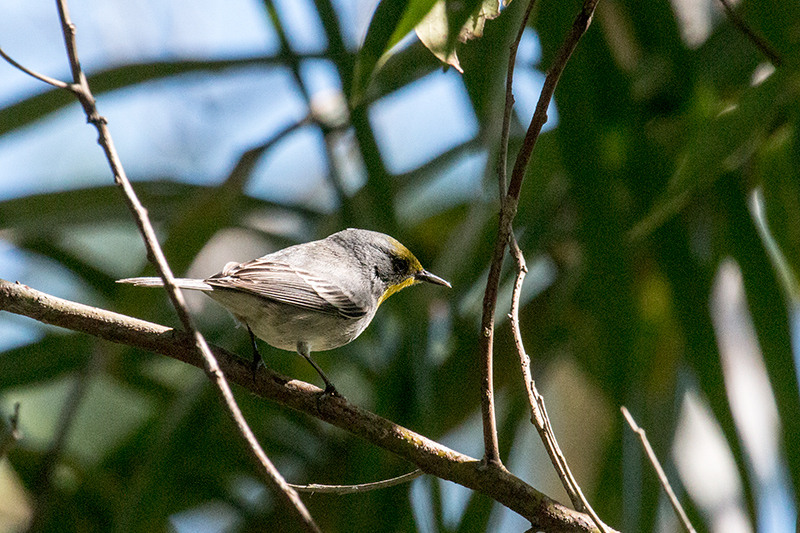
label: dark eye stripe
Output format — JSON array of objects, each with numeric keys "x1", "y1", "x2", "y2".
[{"x1": 392, "y1": 257, "x2": 409, "y2": 273}]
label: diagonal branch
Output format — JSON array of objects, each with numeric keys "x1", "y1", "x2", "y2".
[
  {"x1": 479, "y1": 0, "x2": 601, "y2": 468},
  {"x1": 1, "y1": 2, "x2": 320, "y2": 530},
  {"x1": 495, "y1": 1, "x2": 608, "y2": 530},
  {"x1": 622, "y1": 407, "x2": 697, "y2": 533},
  {"x1": 0, "y1": 278, "x2": 616, "y2": 533}
]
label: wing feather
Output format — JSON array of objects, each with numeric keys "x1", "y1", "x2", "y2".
[{"x1": 205, "y1": 260, "x2": 366, "y2": 319}]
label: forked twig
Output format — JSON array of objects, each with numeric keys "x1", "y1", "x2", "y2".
[
  {"x1": 480, "y1": 0, "x2": 601, "y2": 470},
  {"x1": 622, "y1": 407, "x2": 697, "y2": 533},
  {"x1": 495, "y1": 0, "x2": 608, "y2": 530},
  {"x1": 0, "y1": 3, "x2": 320, "y2": 531}
]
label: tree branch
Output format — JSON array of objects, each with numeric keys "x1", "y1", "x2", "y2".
[
  {"x1": 622, "y1": 407, "x2": 696, "y2": 533},
  {"x1": 479, "y1": 0, "x2": 600, "y2": 468},
  {"x1": 0, "y1": 278, "x2": 615, "y2": 533},
  {"x1": 1, "y1": 1, "x2": 321, "y2": 530}
]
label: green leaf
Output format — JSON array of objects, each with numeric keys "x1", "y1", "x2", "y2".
[
  {"x1": 351, "y1": 0, "x2": 412, "y2": 104},
  {"x1": 388, "y1": 0, "x2": 441, "y2": 50},
  {"x1": 415, "y1": 0, "x2": 506, "y2": 73},
  {"x1": 416, "y1": 1, "x2": 465, "y2": 72},
  {"x1": 631, "y1": 68, "x2": 800, "y2": 241}
]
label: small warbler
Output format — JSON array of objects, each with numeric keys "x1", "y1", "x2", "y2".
[{"x1": 118, "y1": 228, "x2": 450, "y2": 394}]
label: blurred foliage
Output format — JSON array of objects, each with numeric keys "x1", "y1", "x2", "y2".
[{"x1": 1, "y1": 0, "x2": 799, "y2": 532}]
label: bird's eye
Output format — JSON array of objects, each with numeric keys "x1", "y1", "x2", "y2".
[{"x1": 391, "y1": 257, "x2": 409, "y2": 274}]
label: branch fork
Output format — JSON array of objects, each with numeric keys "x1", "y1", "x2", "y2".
[
  {"x1": 0, "y1": 0, "x2": 630, "y2": 531},
  {"x1": 479, "y1": 0, "x2": 608, "y2": 531},
  {"x1": 1, "y1": 2, "x2": 319, "y2": 531}
]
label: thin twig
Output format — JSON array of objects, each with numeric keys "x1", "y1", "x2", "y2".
[
  {"x1": 480, "y1": 0, "x2": 599, "y2": 468},
  {"x1": 507, "y1": 245, "x2": 609, "y2": 533},
  {"x1": 0, "y1": 278, "x2": 619, "y2": 533},
  {"x1": 507, "y1": 248, "x2": 553, "y2": 468},
  {"x1": 622, "y1": 407, "x2": 697, "y2": 533},
  {"x1": 290, "y1": 470, "x2": 423, "y2": 494},
  {"x1": 497, "y1": 0, "x2": 537, "y2": 197},
  {"x1": 715, "y1": 0, "x2": 783, "y2": 67},
  {"x1": 0, "y1": 47, "x2": 71, "y2": 90},
  {"x1": 478, "y1": 0, "x2": 541, "y2": 470},
  {"x1": 0, "y1": 2, "x2": 321, "y2": 530},
  {"x1": 495, "y1": 0, "x2": 608, "y2": 529}
]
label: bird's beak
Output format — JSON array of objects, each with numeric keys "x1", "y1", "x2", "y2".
[{"x1": 415, "y1": 269, "x2": 451, "y2": 288}]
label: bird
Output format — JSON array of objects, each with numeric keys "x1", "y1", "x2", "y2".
[{"x1": 118, "y1": 228, "x2": 450, "y2": 395}]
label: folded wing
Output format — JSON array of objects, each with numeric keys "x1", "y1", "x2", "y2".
[{"x1": 206, "y1": 260, "x2": 367, "y2": 319}]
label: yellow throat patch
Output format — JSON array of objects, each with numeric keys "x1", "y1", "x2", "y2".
[{"x1": 378, "y1": 277, "x2": 418, "y2": 306}]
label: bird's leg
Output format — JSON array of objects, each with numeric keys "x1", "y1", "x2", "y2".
[
  {"x1": 248, "y1": 327, "x2": 263, "y2": 381},
  {"x1": 297, "y1": 342, "x2": 339, "y2": 396}
]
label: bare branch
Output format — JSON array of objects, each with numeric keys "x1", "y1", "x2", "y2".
[
  {"x1": 0, "y1": 278, "x2": 616, "y2": 533},
  {"x1": 4, "y1": 1, "x2": 322, "y2": 529},
  {"x1": 497, "y1": 0, "x2": 538, "y2": 196},
  {"x1": 622, "y1": 407, "x2": 697, "y2": 533},
  {"x1": 0, "y1": 47, "x2": 71, "y2": 90},
  {"x1": 508, "y1": 243, "x2": 609, "y2": 533},
  {"x1": 290, "y1": 470, "x2": 423, "y2": 494},
  {"x1": 480, "y1": 0, "x2": 600, "y2": 468}
]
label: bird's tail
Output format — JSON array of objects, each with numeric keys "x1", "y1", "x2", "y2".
[{"x1": 116, "y1": 277, "x2": 213, "y2": 291}]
